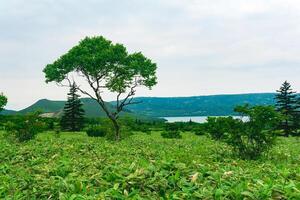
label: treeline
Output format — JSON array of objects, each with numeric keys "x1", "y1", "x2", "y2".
[{"x1": 0, "y1": 81, "x2": 299, "y2": 160}]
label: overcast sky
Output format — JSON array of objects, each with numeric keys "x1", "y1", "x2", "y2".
[{"x1": 1, "y1": 0, "x2": 300, "y2": 110}]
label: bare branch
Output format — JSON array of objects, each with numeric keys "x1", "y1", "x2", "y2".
[{"x1": 115, "y1": 76, "x2": 142, "y2": 116}]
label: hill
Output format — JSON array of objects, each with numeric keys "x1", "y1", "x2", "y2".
[
  {"x1": 123, "y1": 93, "x2": 276, "y2": 117},
  {"x1": 2, "y1": 93, "x2": 278, "y2": 118},
  {"x1": 16, "y1": 98, "x2": 134, "y2": 118},
  {"x1": 1, "y1": 109, "x2": 17, "y2": 115}
]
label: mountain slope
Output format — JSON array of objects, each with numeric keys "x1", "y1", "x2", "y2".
[
  {"x1": 1, "y1": 109, "x2": 17, "y2": 115},
  {"x1": 124, "y1": 93, "x2": 276, "y2": 117},
  {"x1": 17, "y1": 98, "x2": 133, "y2": 118},
  {"x1": 18, "y1": 99, "x2": 65, "y2": 114},
  {"x1": 2, "y1": 93, "x2": 279, "y2": 118}
]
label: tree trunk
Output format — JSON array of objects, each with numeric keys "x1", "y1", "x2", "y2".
[
  {"x1": 284, "y1": 118, "x2": 289, "y2": 137},
  {"x1": 95, "y1": 100, "x2": 121, "y2": 141},
  {"x1": 110, "y1": 117, "x2": 121, "y2": 141}
]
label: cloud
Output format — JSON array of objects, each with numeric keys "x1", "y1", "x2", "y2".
[{"x1": 1, "y1": 0, "x2": 300, "y2": 110}]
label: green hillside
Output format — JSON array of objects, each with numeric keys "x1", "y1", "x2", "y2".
[
  {"x1": 16, "y1": 98, "x2": 132, "y2": 118},
  {"x1": 123, "y1": 93, "x2": 277, "y2": 117},
  {"x1": 2, "y1": 93, "x2": 279, "y2": 118},
  {"x1": 1, "y1": 109, "x2": 17, "y2": 115},
  {"x1": 18, "y1": 99, "x2": 65, "y2": 114}
]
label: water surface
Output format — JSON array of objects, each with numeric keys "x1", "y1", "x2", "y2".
[{"x1": 163, "y1": 116, "x2": 245, "y2": 123}]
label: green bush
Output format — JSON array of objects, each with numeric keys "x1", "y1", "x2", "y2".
[
  {"x1": 165, "y1": 123, "x2": 180, "y2": 131},
  {"x1": 139, "y1": 125, "x2": 151, "y2": 134},
  {"x1": 206, "y1": 116, "x2": 241, "y2": 140},
  {"x1": 86, "y1": 126, "x2": 108, "y2": 137},
  {"x1": 193, "y1": 128, "x2": 206, "y2": 136},
  {"x1": 161, "y1": 130, "x2": 182, "y2": 139},
  {"x1": 4, "y1": 112, "x2": 46, "y2": 142},
  {"x1": 105, "y1": 125, "x2": 133, "y2": 141},
  {"x1": 161, "y1": 123, "x2": 182, "y2": 139},
  {"x1": 225, "y1": 105, "x2": 281, "y2": 159},
  {"x1": 203, "y1": 105, "x2": 281, "y2": 159}
]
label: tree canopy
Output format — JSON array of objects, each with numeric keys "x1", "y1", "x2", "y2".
[
  {"x1": 0, "y1": 93, "x2": 7, "y2": 112},
  {"x1": 44, "y1": 36, "x2": 157, "y2": 140},
  {"x1": 44, "y1": 36, "x2": 157, "y2": 92}
]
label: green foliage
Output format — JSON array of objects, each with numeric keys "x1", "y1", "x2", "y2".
[
  {"x1": 161, "y1": 123, "x2": 182, "y2": 139},
  {"x1": 193, "y1": 128, "x2": 206, "y2": 136},
  {"x1": 43, "y1": 36, "x2": 158, "y2": 140},
  {"x1": 60, "y1": 83, "x2": 85, "y2": 131},
  {"x1": 205, "y1": 105, "x2": 281, "y2": 159},
  {"x1": 4, "y1": 112, "x2": 46, "y2": 142},
  {"x1": 118, "y1": 117, "x2": 153, "y2": 133},
  {"x1": 0, "y1": 93, "x2": 7, "y2": 112},
  {"x1": 1, "y1": 131, "x2": 300, "y2": 199},
  {"x1": 44, "y1": 36, "x2": 157, "y2": 90},
  {"x1": 227, "y1": 105, "x2": 281, "y2": 159},
  {"x1": 86, "y1": 126, "x2": 109, "y2": 137},
  {"x1": 275, "y1": 81, "x2": 299, "y2": 136},
  {"x1": 161, "y1": 131, "x2": 182, "y2": 139},
  {"x1": 206, "y1": 116, "x2": 241, "y2": 140}
]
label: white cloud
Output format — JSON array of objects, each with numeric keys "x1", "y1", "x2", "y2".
[{"x1": 1, "y1": 0, "x2": 300, "y2": 110}]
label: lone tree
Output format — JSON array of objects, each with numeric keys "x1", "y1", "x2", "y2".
[
  {"x1": 60, "y1": 83, "x2": 85, "y2": 131},
  {"x1": 44, "y1": 36, "x2": 157, "y2": 140},
  {"x1": 275, "y1": 81, "x2": 298, "y2": 136},
  {"x1": 0, "y1": 93, "x2": 7, "y2": 112}
]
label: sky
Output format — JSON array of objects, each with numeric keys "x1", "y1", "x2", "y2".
[{"x1": 1, "y1": 0, "x2": 300, "y2": 110}]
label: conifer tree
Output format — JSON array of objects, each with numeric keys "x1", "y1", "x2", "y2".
[
  {"x1": 294, "y1": 97, "x2": 300, "y2": 134},
  {"x1": 275, "y1": 81, "x2": 298, "y2": 136},
  {"x1": 60, "y1": 83, "x2": 85, "y2": 131}
]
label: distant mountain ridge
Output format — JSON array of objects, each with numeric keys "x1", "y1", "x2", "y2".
[
  {"x1": 122, "y1": 93, "x2": 277, "y2": 117},
  {"x1": 1, "y1": 93, "x2": 278, "y2": 117}
]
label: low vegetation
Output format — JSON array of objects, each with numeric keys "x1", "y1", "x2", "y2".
[
  {"x1": 86, "y1": 126, "x2": 109, "y2": 137},
  {"x1": 205, "y1": 105, "x2": 281, "y2": 159},
  {"x1": 1, "y1": 131, "x2": 300, "y2": 199},
  {"x1": 1, "y1": 35, "x2": 300, "y2": 199},
  {"x1": 4, "y1": 112, "x2": 46, "y2": 142}
]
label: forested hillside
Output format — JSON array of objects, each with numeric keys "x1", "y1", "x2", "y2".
[
  {"x1": 2, "y1": 93, "x2": 278, "y2": 117},
  {"x1": 124, "y1": 93, "x2": 276, "y2": 117}
]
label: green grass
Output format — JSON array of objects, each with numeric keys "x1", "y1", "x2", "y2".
[{"x1": 0, "y1": 131, "x2": 300, "y2": 199}]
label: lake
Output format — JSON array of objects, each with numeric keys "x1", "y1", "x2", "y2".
[{"x1": 163, "y1": 116, "x2": 246, "y2": 123}]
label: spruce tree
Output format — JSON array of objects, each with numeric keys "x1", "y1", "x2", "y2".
[
  {"x1": 60, "y1": 83, "x2": 85, "y2": 131},
  {"x1": 275, "y1": 81, "x2": 298, "y2": 136},
  {"x1": 294, "y1": 97, "x2": 300, "y2": 135}
]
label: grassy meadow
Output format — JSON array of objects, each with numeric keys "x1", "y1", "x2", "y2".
[{"x1": 1, "y1": 131, "x2": 300, "y2": 199}]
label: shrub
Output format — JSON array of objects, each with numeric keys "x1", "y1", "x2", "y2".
[
  {"x1": 86, "y1": 126, "x2": 108, "y2": 137},
  {"x1": 165, "y1": 123, "x2": 180, "y2": 132},
  {"x1": 193, "y1": 127, "x2": 206, "y2": 136},
  {"x1": 226, "y1": 105, "x2": 282, "y2": 159},
  {"x1": 161, "y1": 123, "x2": 182, "y2": 139},
  {"x1": 206, "y1": 116, "x2": 241, "y2": 140},
  {"x1": 5, "y1": 112, "x2": 46, "y2": 142},
  {"x1": 161, "y1": 130, "x2": 182, "y2": 139},
  {"x1": 104, "y1": 125, "x2": 132, "y2": 141},
  {"x1": 139, "y1": 125, "x2": 151, "y2": 134}
]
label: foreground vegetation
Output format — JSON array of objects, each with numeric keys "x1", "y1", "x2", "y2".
[{"x1": 1, "y1": 131, "x2": 300, "y2": 199}]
